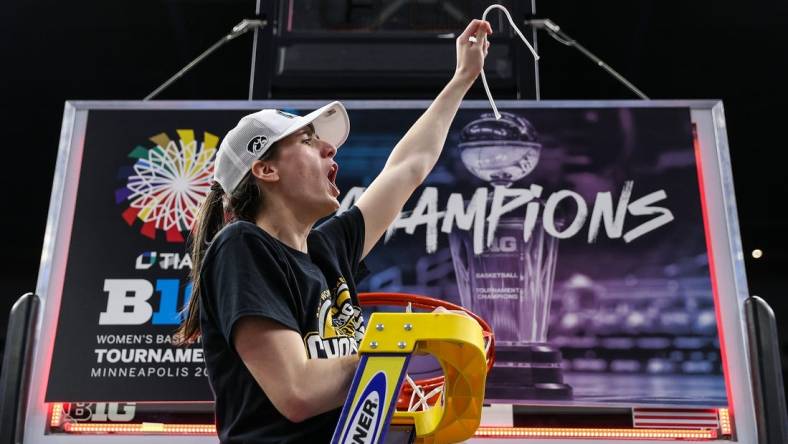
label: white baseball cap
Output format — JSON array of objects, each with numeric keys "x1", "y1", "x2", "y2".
[{"x1": 214, "y1": 101, "x2": 350, "y2": 193}]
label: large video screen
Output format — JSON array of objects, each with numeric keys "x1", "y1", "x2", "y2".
[{"x1": 30, "y1": 101, "x2": 756, "y2": 443}]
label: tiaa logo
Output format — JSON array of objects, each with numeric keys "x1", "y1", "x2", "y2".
[{"x1": 339, "y1": 372, "x2": 386, "y2": 444}]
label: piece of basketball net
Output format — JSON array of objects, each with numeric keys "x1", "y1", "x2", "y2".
[
  {"x1": 358, "y1": 292, "x2": 495, "y2": 412},
  {"x1": 476, "y1": 4, "x2": 540, "y2": 119}
]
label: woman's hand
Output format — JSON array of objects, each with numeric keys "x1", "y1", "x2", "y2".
[{"x1": 454, "y1": 19, "x2": 493, "y2": 85}]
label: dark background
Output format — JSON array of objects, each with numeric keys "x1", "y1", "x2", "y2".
[{"x1": 0, "y1": 0, "x2": 785, "y2": 395}]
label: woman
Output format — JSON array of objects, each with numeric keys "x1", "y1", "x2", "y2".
[{"x1": 176, "y1": 19, "x2": 493, "y2": 444}]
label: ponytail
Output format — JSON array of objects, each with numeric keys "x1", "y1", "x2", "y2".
[
  {"x1": 176, "y1": 143, "x2": 277, "y2": 345},
  {"x1": 175, "y1": 181, "x2": 226, "y2": 344}
]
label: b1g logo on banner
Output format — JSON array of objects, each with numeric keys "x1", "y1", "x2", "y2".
[{"x1": 46, "y1": 125, "x2": 226, "y2": 402}]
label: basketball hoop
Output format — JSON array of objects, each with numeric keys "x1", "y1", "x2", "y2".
[{"x1": 358, "y1": 292, "x2": 495, "y2": 412}]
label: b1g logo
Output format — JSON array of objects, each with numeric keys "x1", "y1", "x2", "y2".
[
  {"x1": 99, "y1": 279, "x2": 192, "y2": 326},
  {"x1": 115, "y1": 130, "x2": 219, "y2": 243},
  {"x1": 65, "y1": 403, "x2": 136, "y2": 422}
]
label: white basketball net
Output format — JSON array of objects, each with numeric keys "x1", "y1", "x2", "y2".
[{"x1": 403, "y1": 333, "x2": 493, "y2": 413}]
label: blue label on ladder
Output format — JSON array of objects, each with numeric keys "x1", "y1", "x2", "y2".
[{"x1": 332, "y1": 353, "x2": 411, "y2": 444}]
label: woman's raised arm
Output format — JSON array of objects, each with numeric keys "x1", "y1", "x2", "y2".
[{"x1": 355, "y1": 19, "x2": 492, "y2": 258}]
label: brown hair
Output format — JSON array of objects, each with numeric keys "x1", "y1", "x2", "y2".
[{"x1": 175, "y1": 145, "x2": 279, "y2": 344}]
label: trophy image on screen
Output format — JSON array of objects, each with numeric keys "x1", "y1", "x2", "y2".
[{"x1": 449, "y1": 112, "x2": 572, "y2": 400}]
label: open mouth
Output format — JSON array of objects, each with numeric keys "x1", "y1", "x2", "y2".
[{"x1": 327, "y1": 163, "x2": 340, "y2": 196}]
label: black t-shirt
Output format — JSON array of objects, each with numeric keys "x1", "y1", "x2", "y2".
[{"x1": 199, "y1": 206, "x2": 368, "y2": 443}]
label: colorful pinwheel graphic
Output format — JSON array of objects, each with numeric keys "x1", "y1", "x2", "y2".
[{"x1": 115, "y1": 130, "x2": 218, "y2": 242}]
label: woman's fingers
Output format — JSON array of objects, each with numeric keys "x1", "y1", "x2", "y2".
[
  {"x1": 475, "y1": 27, "x2": 486, "y2": 44},
  {"x1": 472, "y1": 28, "x2": 491, "y2": 56},
  {"x1": 474, "y1": 20, "x2": 493, "y2": 40},
  {"x1": 458, "y1": 19, "x2": 482, "y2": 41},
  {"x1": 459, "y1": 19, "x2": 492, "y2": 43},
  {"x1": 482, "y1": 20, "x2": 493, "y2": 36}
]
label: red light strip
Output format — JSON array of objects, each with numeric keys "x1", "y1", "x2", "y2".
[
  {"x1": 718, "y1": 408, "x2": 732, "y2": 436},
  {"x1": 50, "y1": 403, "x2": 64, "y2": 428},
  {"x1": 475, "y1": 427, "x2": 718, "y2": 440},
  {"x1": 62, "y1": 422, "x2": 216, "y2": 434},
  {"x1": 57, "y1": 423, "x2": 719, "y2": 439},
  {"x1": 57, "y1": 422, "x2": 719, "y2": 440},
  {"x1": 48, "y1": 404, "x2": 730, "y2": 440}
]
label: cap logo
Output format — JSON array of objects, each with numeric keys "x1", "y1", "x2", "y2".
[
  {"x1": 246, "y1": 135, "x2": 268, "y2": 155},
  {"x1": 276, "y1": 110, "x2": 297, "y2": 118}
]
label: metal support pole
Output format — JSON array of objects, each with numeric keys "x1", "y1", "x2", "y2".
[
  {"x1": 144, "y1": 19, "x2": 266, "y2": 101},
  {"x1": 526, "y1": 19, "x2": 649, "y2": 100}
]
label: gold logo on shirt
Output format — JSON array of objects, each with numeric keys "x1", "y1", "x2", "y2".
[{"x1": 304, "y1": 278, "x2": 366, "y2": 359}]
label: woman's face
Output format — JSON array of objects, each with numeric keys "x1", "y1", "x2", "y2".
[{"x1": 260, "y1": 125, "x2": 340, "y2": 220}]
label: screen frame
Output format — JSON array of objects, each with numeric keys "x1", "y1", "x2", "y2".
[{"x1": 24, "y1": 100, "x2": 757, "y2": 443}]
